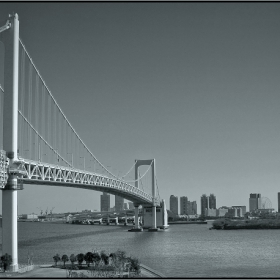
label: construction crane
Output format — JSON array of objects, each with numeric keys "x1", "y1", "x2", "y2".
[{"x1": 37, "y1": 207, "x2": 43, "y2": 216}]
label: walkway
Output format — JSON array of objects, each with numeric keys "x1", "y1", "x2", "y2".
[{"x1": 0, "y1": 264, "x2": 165, "y2": 278}]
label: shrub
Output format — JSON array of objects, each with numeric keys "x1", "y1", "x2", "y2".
[{"x1": 0, "y1": 253, "x2": 13, "y2": 271}]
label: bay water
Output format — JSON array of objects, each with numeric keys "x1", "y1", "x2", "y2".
[{"x1": 1, "y1": 221, "x2": 280, "y2": 278}]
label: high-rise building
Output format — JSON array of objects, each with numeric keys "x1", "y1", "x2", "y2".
[
  {"x1": 278, "y1": 193, "x2": 280, "y2": 213},
  {"x1": 186, "y1": 201, "x2": 192, "y2": 214},
  {"x1": 209, "y1": 194, "x2": 216, "y2": 209},
  {"x1": 180, "y1": 196, "x2": 188, "y2": 215},
  {"x1": 170, "y1": 195, "x2": 178, "y2": 215},
  {"x1": 184, "y1": 200, "x2": 197, "y2": 215},
  {"x1": 201, "y1": 194, "x2": 208, "y2": 216},
  {"x1": 191, "y1": 201, "x2": 197, "y2": 214},
  {"x1": 115, "y1": 195, "x2": 124, "y2": 212},
  {"x1": 100, "y1": 192, "x2": 110, "y2": 212},
  {"x1": 249, "y1": 193, "x2": 261, "y2": 212}
]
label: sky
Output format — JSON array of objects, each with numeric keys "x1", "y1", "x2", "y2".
[{"x1": 0, "y1": 2, "x2": 280, "y2": 215}]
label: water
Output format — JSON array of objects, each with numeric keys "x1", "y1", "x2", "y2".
[{"x1": 1, "y1": 221, "x2": 280, "y2": 278}]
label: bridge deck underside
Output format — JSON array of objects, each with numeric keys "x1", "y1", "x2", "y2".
[{"x1": 21, "y1": 178, "x2": 151, "y2": 205}]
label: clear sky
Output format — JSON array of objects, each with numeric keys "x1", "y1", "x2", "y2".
[{"x1": 0, "y1": 2, "x2": 280, "y2": 215}]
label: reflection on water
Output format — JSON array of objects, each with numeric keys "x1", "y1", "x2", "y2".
[{"x1": 0, "y1": 222, "x2": 280, "y2": 277}]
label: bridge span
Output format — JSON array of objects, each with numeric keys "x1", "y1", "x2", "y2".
[{"x1": 0, "y1": 13, "x2": 166, "y2": 271}]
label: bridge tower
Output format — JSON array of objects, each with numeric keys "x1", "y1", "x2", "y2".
[
  {"x1": 135, "y1": 159, "x2": 158, "y2": 231},
  {"x1": 0, "y1": 13, "x2": 22, "y2": 271}
]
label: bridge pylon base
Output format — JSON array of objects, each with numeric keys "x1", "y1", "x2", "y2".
[
  {"x1": 148, "y1": 228, "x2": 159, "y2": 232},
  {"x1": 128, "y1": 228, "x2": 143, "y2": 232}
]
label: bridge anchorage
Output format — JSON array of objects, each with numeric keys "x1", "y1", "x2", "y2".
[{"x1": 0, "y1": 13, "x2": 168, "y2": 271}]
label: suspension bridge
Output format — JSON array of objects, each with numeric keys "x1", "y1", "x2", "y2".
[{"x1": 0, "y1": 13, "x2": 167, "y2": 271}]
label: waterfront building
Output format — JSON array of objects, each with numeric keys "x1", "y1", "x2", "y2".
[
  {"x1": 278, "y1": 193, "x2": 280, "y2": 212},
  {"x1": 21, "y1": 214, "x2": 38, "y2": 220},
  {"x1": 100, "y1": 192, "x2": 110, "y2": 212},
  {"x1": 186, "y1": 201, "x2": 197, "y2": 214},
  {"x1": 186, "y1": 201, "x2": 192, "y2": 214},
  {"x1": 232, "y1": 205, "x2": 246, "y2": 217},
  {"x1": 180, "y1": 196, "x2": 188, "y2": 215},
  {"x1": 249, "y1": 193, "x2": 261, "y2": 212},
  {"x1": 191, "y1": 201, "x2": 197, "y2": 214},
  {"x1": 115, "y1": 195, "x2": 124, "y2": 212},
  {"x1": 217, "y1": 208, "x2": 228, "y2": 217},
  {"x1": 236, "y1": 208, "x2": 243, "y2": 217},
  {"x1": 201, "y1": 194, "x2": 208, "y2": 216},
  {"x1": 123, "y1": 202, "x2": 128, "y2": 210},
  {"x1": 227, "y1": 208, "x2": 237, "y2": 218},
  {"x1": 205, "y1": 208, "x2": 216, "y2": 217},
  {"x1": 209, "y1": 193, "x2": 216, "y2": 209},
  {"x1": 128, "y1": 202, "x2": 134, "y2": 210},
  {"x1": 170, "y1": 195, "x2": 179, "y2": 215}
]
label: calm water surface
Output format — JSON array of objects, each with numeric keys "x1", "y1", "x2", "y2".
[{"x1": 1, "y1": 221, "x2": 280, "y2": 278}]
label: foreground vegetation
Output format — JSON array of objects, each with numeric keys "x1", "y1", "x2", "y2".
[
  {"x1": 53, "y1": 249, "x2": 141, "y2": 278},
  {"x1": 0, "y1": 254, "x2": 13, "y2": 272},
  {"x1": 212, "y1": 218, "x2": 280, "y2": 230}
]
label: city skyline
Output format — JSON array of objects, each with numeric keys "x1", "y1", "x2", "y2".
[{"x1": 1, "y1": 3, "x2": 280, "y2": 214}]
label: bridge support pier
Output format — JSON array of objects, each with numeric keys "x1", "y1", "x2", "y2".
[
  {"x1": 1, "y1": 13, "x2": 20, "y2": 271},
  {"x1": 149, "y1": 159, "x2": 158, "y2": 231},
  {"x1": 134, "y1": 204, "x2": 139, "y2": 228},
  {"x1": 2, "y1": 187, "x2": 18, "y2": 271},
  {"x1": 148, "y1": 205, "x2": 158, "y2": 232},
  {"x1": 128, "y1": 203, "x2": 142, "y2": 232}
]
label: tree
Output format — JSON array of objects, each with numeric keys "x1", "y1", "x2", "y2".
[
  {"x1": 130, "y1": 257, "x2": 141, "y2": 275},
  {"x1": 84, "y1": 252, "x2": 94, "y2": 267},
  {"x1": 115, "y1": 250, "x2": 127, "y2": 275},
  {"x1": 70, "y1": 254, "x2": 77, "y2": 267},
  {"x1": 100, "y1": 251, "x2": 109, "y2": 265},
  {"x1": 53, "y1": 254, "x2": 60, "y2": 266},
  {"x1": 92, "y1": 252, "x2": 101, "y2": 267},
  {"x1": 1, "y1": 254, "x2": 13, "y2": 272},
  {"x1": 61, "y1": 254, "x2": 69, "y2": 268},
  {"x1": 76, "y1": 253, "x2": 84, "y2": 266}
]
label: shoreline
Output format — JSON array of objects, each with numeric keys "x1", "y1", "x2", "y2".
[
  {"x1": 1, "y1": 263, "x2": 165, "y2": 278},
  {"x1": 169, "y1": 221, "x2": 207, "y2": 224},
  {"x1": 211, "y1": 218, "x2": 280, "y2": 230}
]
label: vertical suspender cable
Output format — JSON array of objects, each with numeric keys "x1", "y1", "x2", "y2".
[
  {"x1": 53, "y1": 100, "x2": 56, "y2": 163},
  {"x1": 28, "y1": 61, "x2": 32, "y2": 159},
  {"x1": 41, "y1": 85, "x2": 45, "y2": 162},
  {"x1": 35, "y1": 74, "x2": 39, "y2": 161}
]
